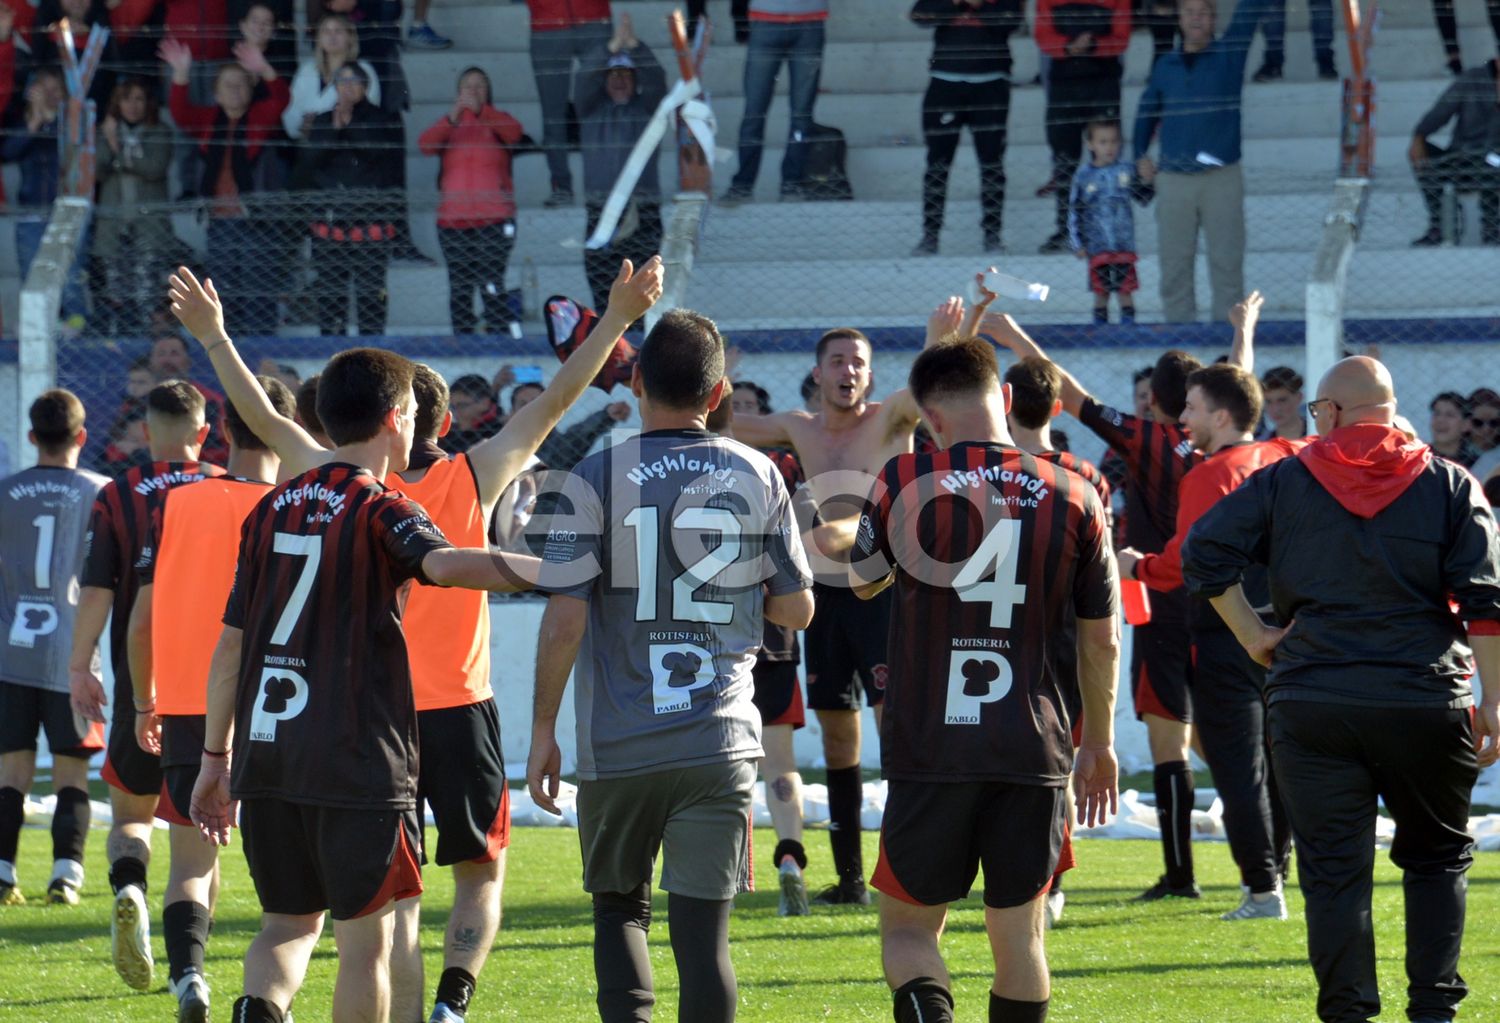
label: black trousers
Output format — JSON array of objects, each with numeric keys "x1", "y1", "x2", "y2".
[
  {"x1": 1269, "y1": 700, "x2": 1477, "y2": 1023},
  {"x1": 438, "y1": 221, "x2": 517, "y2": 335},
  {"x1": 919, "y1": 76, "x2": 1010, "y2": 241},
  {"x1": 1044, "y1": 68, "x2": 1121, "y2": 235},
  {"x1": 311, "y1": 237, "x2": 390, "y2": 336},
  {"x1": 1431, "y1": 0, "x2": 1500, "y2": 55},
  {"x1": 1189, "y1": 628, "x2": 1290, "y2": 894},
  {"x1": 1415, "y1": 143, "x2": 1500, "y2": 242},
  {"x1": 584, "y1": 200, "x2": 662, "y2": 316}
]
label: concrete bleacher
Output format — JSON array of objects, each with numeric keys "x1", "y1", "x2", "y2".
[{"x1": 2, "y1": 0, "x2": 1496, "y2": 334}]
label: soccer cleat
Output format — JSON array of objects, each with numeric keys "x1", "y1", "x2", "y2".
[
  {"x1": 1134, "y1": 875, "x2": 1201, "y2": 902},
  {"x1": 111, "y1": 883, "x2": 154, "y2": 991},
  {"x1": 430, "y1": 1002, "x2": 465, "y2": 1023},
  {"x1": 46, "y1": 879, "x2": 79, "y2": 906},
  {"x1": 777, "y1": 859, "x2": 810, "y2": 917},
  {"x1": 1044, "y1": 889, "x2": 1065, "y2": 928},
  {"x1": 1220, "y1": 885, "x2": 1288, "y2": 921},
  {"x1": 0, "y1": 882, "x2": 24, "y2": 906},
  {"x1": 811, "y1": 880, "x2": 871, "y2": 907},
  {"x1": 406, "y1": 23, "x2": 453, "y2": 49},
  {"x1": 170, "y1": 971, "x2": 211, "y2": 1023}
]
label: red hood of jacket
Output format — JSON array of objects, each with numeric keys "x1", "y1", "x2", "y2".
[{"x1": 1297, "y1": 424, "x2": 1432, "y2": 518}]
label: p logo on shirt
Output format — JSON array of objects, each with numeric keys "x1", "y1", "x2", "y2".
[
  {"x1": 945, "y1": 651, "x2": 1012, "y2": 725},
  {"x1": 249, "y1": 666, "x2": 309, "y2": 742},
  {"x1": 650, "y1": 642, "x2": 716, "y2": 715},
  {"x1": 8, "y1": 600, "x2": 58, "y2": 649}
]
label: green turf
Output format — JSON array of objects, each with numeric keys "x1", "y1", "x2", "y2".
[{"x1": 1, "y1": 824, "x2": 1497, "y2": 1021}]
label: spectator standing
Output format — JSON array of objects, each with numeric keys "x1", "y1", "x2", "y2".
[
  {"x1": 30, "y1": 0, "x2": 148, "y2": 110},
  {"x1": 295, "y1": 61, "x2": 403, "y2": 336},
  {"x1": 163, "y1": 39, "x2": 290, "y2": 336},
  {"x1": 576, "y1": 18, "x2": 667, "y2": 317},
  {"x1": 1409, "y1": 59, "x2": 1500, "y2": 247},
  {"x1": 1430, "y1": 0, "x2": 1500, "y2": 76},
  {"x1": 440, "y1": 375, "x2": 506, "y2": 454},
  {"x1": 281, "y1": 14, "x2": 380, "y2": 140},
  {"x1": 1037, "y1": 0, "x2": 1131, "y2": 254},
  {"x1": 1143, "y1": 0, "x2": 1179, "y2": 64},
  {"x1": 320, "y1": 0, "x2": 407, "y2": 115},
  {"x1": 1429, "y1": 391, "x2": 1479, "y2": 468},
  {"x1": 1134, "y1": 0, "x2": 1264, "y2": 323},
  {"x1": 720, "y1": 0, "x2": 828, "y2": 204},
  {"x1": 419, "y1": 68, "x2": 527, "y2": 337},
  {"x1": 1182, "y1": 356, "x2": 1500, "y2": 1023},
  {"x1": 94, "y1": 77, "x2": 177, "y2": 339},
  {"x1": 232, "y1": 0, "x2": 298, "y2": 78},
  {"x1": 1251, "y1": 0, "x2": 1335, "y2": 81},
  {"x1": 909, "y1": 0, "x2": 1024, "y2": 257},
  {"x1": 526, "y1": 0, "x2": 613, "y2": 207},
  {"x1": 407, "y1": 0, "x2": 453, "y2": 48},
  {"x1": 1067, "y1": 119, "x2": 1152, "y2": 324}
]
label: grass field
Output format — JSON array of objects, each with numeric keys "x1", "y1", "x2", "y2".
[{"x1": 2, "y1": 824, "x2": 1498, "y2": 1022}]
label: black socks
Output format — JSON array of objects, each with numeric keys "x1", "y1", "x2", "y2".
[
  {"x1": 773, "y1": 838, "x2": 808, "y2": 871},
  {"x1": 825, "y1": 765, "x2": 864, "y2": 886},
  {"x1": 1154, "y1": 760, "x2": 1195, "y2": 889},
  {"x1": 164, "y1": 900, "x2": 211, "y2": 984},
  {"x1": 436, "y1": 966, "x2": 477, "y2": 1015},
  {"x1": 51, "y1": 786, "x2": 90, "y2": 863},
  {"x1": 109, "y1": 855, "x2": 149, "y2": 895},
  {"x1": 0, "y1": 787, "x2": 22, "y2": 867},
  {"x1": 232, "y1": 996, "x2": 285, "y2": 1023},
  {"x1": 991, "y1": 993, "x2": 1049, "y2": 1022},
  {"x1": 892, "y1": 977, "x2": 954, "y2": 1023}
]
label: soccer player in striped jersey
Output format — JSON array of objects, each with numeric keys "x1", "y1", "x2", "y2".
[
  {"x1": 69, "y1": 381, "x2": 224, "y2": 992},
  {"x1": 0, "y1": 391, "x2": 108, "y2": 908},
  {"x1": 125, "y1": 374, "x2": 295, "y2": 1022},
  {"x1": 849, "y1": 339, "x2": 1120, "y2": 1023}
]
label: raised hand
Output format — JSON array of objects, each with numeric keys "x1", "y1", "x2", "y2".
[
  {"x1": 959, "y1": 271, "x2": 999, "y2": 340},
  {"x1": 1229, "y1": 289, "x2": 1264, "y2": 334},
  {"x1": 168, "y1": 265, "x2": 229, "y2": 345},
  {"x1": 925, "y1": 295, "x2": 965, "y2": 347},
  {"x1": 233, "y1": 40, "x2": 273, "y2": 79},
  {"x1": 606, "y1": 255, "x2": 665, "y2": 325},
  {"x1": 158, "y1": 38, "x2": 193, "y2": 79}
]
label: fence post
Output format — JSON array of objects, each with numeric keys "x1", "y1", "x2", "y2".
[
  {"x1": 1304, "y1": 178, "x2": 1367, "y2": 398},
  {"x1": 652, "y1": 194, "x2": 709, "y2": 330},
  {"x1": 17, "y1": 197, "x2": 92, "y2": 460}
]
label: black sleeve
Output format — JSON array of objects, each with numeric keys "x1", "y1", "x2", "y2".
[
  {"x1": 222, "y1": 515, "x2": 255, "y2": 629},
  {"x1": 1444, "y1": 469, "x2": 1500, "y2": 629},
  {"x1": 80, "y1": 491, "x2": 120, "y2": 589},
  {"x1": 1073, "y1": 488, "x2": 1119, "y2": 620},
  {"x1": 376, "y1": 496, "x2": 454, "y2": 585},
  {"x1": 1181, "y1": 465, "x2": 1274, "y2": 599}
]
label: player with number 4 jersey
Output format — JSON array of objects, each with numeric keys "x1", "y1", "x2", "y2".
[{"x1": 849, "y1": 339, "x2": 1119, "y2": 1023}]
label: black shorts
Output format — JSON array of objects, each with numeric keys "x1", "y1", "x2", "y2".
[
  {"x1": 872, "y1": 780, "x2": 1067, "y2": 909},
  {"x1": 805, "y1": 584, "x2": 891, "y2": 711},
  {"x1": 240, "y1": 797, "x2": 423, "y2": 920},
  {"x1": 416, "y1": 699, "x2": 510, "y2": 867},
  {"x1": 0, "y1": 680, "x2": 104, "y2": 758},
  {"x1": 103, "y1": 713, "x2": 163, "y2": 797},
  {"x1": 157, "y1": 715, "x2": 206, "y2": 828},
  {"x1": 751, "y1": 660, "x2": 805, "y2": 729},
  {"x1": 1131, "y1": 620, "x2": 1193, "y2": 724}
]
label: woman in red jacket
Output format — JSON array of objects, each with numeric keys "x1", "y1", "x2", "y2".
[{"x1": 418, "y1": 67, "x2": 526, "y2": 337}]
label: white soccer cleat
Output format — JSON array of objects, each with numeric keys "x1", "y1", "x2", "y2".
[
  {"x1": 429, "y1": 1003, "x2": 465, "y2": 1023},
  {"x1": 170, "y1": 971, "x2": 210, "y2": 1023},
  {"x1": 1220, "y1": 885, "x2": 1288, "y2": 921},
  {"x1": 777, "y1": 858, "x2": 810, "y2": 917},
  {"x1": 111, "y1": 883, "x2": 154, "y2": 990},
  {"x1": 1044, "y1": 889, "x2": 1066, "y2": 928}
]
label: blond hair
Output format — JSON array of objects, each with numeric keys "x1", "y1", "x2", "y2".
[{"x1": 315, "y1": 14, "x2": 360, "y2": 84}]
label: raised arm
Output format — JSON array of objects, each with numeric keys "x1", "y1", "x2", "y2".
[
  {"x1": 1227, "y1": 290, "x2": 1263, "y2": 372},
  {"x1": 527, "y1": 593, "x2": 589, "y2": 815},
  {"x1": 728, "y1": 408, "x2": 802, "y2": 449},
  {"x1": 168, "y1": 266, "x2": 327, "y2": 474},
  {"x1": 467, "y1": 257, "x2": 664, "y2": 511},
  {"x1": 978, "y1": 311, "x2": 1093, "y2": 417}
]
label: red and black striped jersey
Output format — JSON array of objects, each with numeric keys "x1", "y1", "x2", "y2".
[
  {"x1": 761, "y1": 447, "x2": 803, "y2": 662},
  {"x1": 223, "y1": 463, "x2": 453, "y2": 810},
  {"x1": 1035, "y1": 449, "x2": 1112, "y2": 536},
  {"x1": 853, "y1": 442, "x2": 1117, "y2": 785},
  {"x1": 81, "y1": 460, "x2": 224, "y2": 706},
  {"x1": 1078, "y1": 397, "x2": 1200, "y2": 554}
]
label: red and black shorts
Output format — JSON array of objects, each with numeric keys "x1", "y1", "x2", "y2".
[
  {"x1": 1131, "y1": 620, "x2": 1193, "y2": 724},
  {"x1": 240, "y1": 798, "x2": 423, "y2": 920},
  {"x1": 1088, "y1": 252, "x2": 1139, "y2": 296},
  {"x1": 805, "y1": 584, "x2": 891, "y2": 711},
  {"x1": 103, "y1": 712, "x2": 163, "y2": 798},
  {"x1": 0, "y1": 680, "x2": 104, "y2": 758},
  {"x1": 416, "y1": 698, "x2": 510, "y2": 867},
  {"x1": 156, "y1": 715, "x2": 206, "y2": 828},
  {"x1": 873, "y1": 780, "x2": 1068, "y2": 909},
  {"x1": 750, "y1": 661, "x2": 805, "y2": 730}
]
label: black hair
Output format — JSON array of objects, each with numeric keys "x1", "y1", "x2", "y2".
[
  {"x1": 316, "y1": 348, "x2": 416, "y2": 445},
  {"x1": 146, "y1": 380, "x2": 207, "y2": 423},
  {"x1": 450, "y1": 374, "x2": 495, "y2": 402},
  {"x1": 733, "y1": 380, "x2": 772, "y2": 415},
  {"x1": 1431, "y1": 391, "x2": 1469, "y2": 415},
  {"x1": 411, "y1": 364, "x2": 451, "y2": 442},
  {"x1": 1469, "y1": 388, "x2": 1500, "y2": 411},
  {"x1": 510, "y1": 382, "x2": 544, "y2": 412},
  {"x1": 128, "y1": 356, "x2": 151, "y2": 373},
  {"x1": 1150, "y1": 350, "x2": 1202, "y2": 420},
  {"x1": 1187, "y1": 364, "x2": 1263, "y2": 433},
  {"x1": 909, "y1": 339, "x2": 1001, "y2": 408},
  {"x1": 815, "y1": 327, "x2": 870, "y2": 365},
  {"x1": 637, "y1": 309, "x2": 725, "y2": 410},
  {"x1": 224, "y1": 375, "x2": 295, "y2": 452},
  {"x1": 800, "y1": 372, "x2": 817, "y2": 403},
  {"x1": 296, "y1": 375, "x2": 324, "y2": 437},
  {"x1": 1132, "y1": 366, "x2": 1153, "y2": 385},
  {"x1": 1003, "y1": 357, "x2": 1062, "y2": 430},
  {"x1": 1261, "y1": 365, "x2": 1304, "y2": 394},
  {"x1": 456, "y1": 65, "x2": 492, "y2": 106},
  {"x1": 334, "y1": 59, "x2": 370, "y2": 87},
  {"x1": 30, "y1": 388, "x2": 85, "y2": 454}
]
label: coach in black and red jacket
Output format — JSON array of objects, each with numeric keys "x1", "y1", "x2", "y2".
[{"x1": 1182, "y1": 356, "x2": 1500, "y2": 1023}]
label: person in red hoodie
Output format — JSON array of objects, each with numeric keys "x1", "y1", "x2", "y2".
[
  {"x1": 1183, "y1": 356, "x2": 1500, "y2": 1023},
  {"x1": 1035, "y1": 0, "x2": 1131, "y2": 253},
  {"x1": 419, "y1": 67, "x2": 526, "y2": 337},
  {"x1": 1119, "y1": 356, "x2": 1299, "y2": 923}
]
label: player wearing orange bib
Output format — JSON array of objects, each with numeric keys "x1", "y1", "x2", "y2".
[
  {"x1": 170, "y1": 259, "x2": 665, "y2": 1023},
  {"x1": 126, "y1": 375, "x2": 295, "y2": 1023}
]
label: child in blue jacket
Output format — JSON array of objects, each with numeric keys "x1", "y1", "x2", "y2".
[{"x1": 1068, "y1": 118, "x2": 1153, "y2": 324}]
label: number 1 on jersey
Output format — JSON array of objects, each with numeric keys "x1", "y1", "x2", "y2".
[
  {"x1": 31, "y1": 515, "x2": 55, "y2": 590},
  {"x1": 952, "y1": 519, "x2": 1027, "y2": 628},
  {"x1": 271, "y1": 532, "x2": 322, "y2": 645}
]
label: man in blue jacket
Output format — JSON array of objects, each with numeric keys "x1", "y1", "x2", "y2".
[{"x1": 1133, "y1": 0, "x2": 1262, "y2": 323}]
